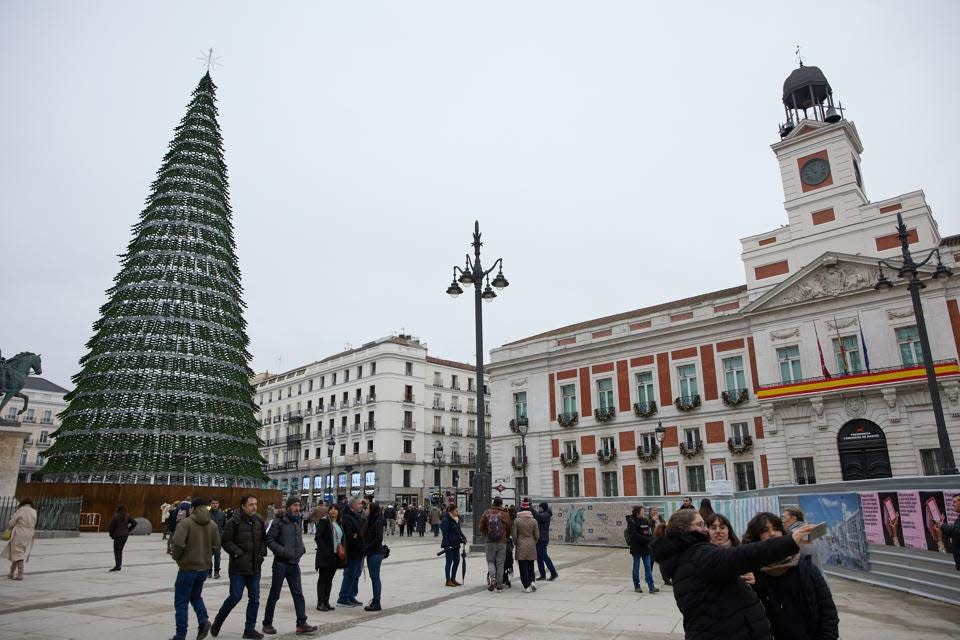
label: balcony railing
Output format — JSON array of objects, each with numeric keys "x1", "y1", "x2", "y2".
[
  {"x1": 450, "y1": 405, "x2": 462, "y2": 413},
  {"x1": 633, "y1": 401, "x2": 657, "y2": 418},
  {"x1": 674, "y1": 394, "x2": 702, "y2": 412},
  {"x1": 363, "y1": 421, "x2": 376, "y2": 431},
  {"x1": 432, "y1": 426, "x2": 446, "y2": 435},
  {"x1": 509, "y1": 416, "x2": 529, "y2": 433},
  {"x1": 287, "y1": 411, "x2": 303, "y2": 422},
  {"x1": 403, "y1": 394, "x2": 416, "y2": 404},
  {"x1": 756, "y1": 359, "x2": 960, "y2": 401},
  {"x1": 273, "y1": 416, "x2": 282, "y2": 423},
  {"x1": 286, "y1": 433, "x2": 303, "y2": 447},
  {"x1": 366, "y1": 395, "x2": 377, "y2": 404},
  {"x1": 558, "y1": 412, "x2": 579, "y2": 428},
  {"x1": 597, "y1": 446, "x2": 617, "y2": 465},
  {"x1": 351, "y1": 424, "x2": 361, "y2": 433},
  {"x1": 679, "y1": 438, "x2": 704, "y2": 459},
  {"x1": 451, "y1": 452, "x2": 463, "y2": 464},
  {"x1": 637, "y1": 443, "x2": 660, "y2": 463},
  {"x1": 449, "y1": 428, "x2": 462, "y2": 436},
  {"x1": 432, "y1": 380, "x2": 444, "y2": 388},
  {"x1": 728, "y1": 434, "x2": 754, "y2": 455},
  {"x1": 721, "y1": 388, "x2": 749, "y2": 407},
  {"x1": 402, "y1": 421, "x2": 416, "y2": 431},
  {"x1": 326, "y1": 405, "x2": 336, "y2": 413},
  {"x1": 560, "y1": 450, "x2": 580, "y2": 467},
  {"x1": 594, "y1": 407, "x2": 616, "y2": 423},
  {"x1": 432, "y1": 401, "x2": 446, "y2": 411},
  {"x1": 511, "y1": 456, "x2": 527, "y2": 471},
  {"x1": 353, "y1": 398, "x2": 364, "y2": 407}
]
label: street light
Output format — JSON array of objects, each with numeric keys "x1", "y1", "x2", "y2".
[
  {"x1": 875, "y1": 212, "x2": 956, "y2": 474},
  {"x1": 655, "y1": 421, "x2": 667, "y2": 496},
  {"x1": 517, "y1": 418, "x2": 529, "y2": 495},
  {"x1": 326, "y1": 435, "x2": 336, "y2": 504},
  {"x1": 446, "y1": 220, "x2": 509, "y2": 546}
]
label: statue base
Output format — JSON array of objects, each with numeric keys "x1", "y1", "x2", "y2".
[{"x1": 0, "y1": 423, "x2": 29, "y2": 497}]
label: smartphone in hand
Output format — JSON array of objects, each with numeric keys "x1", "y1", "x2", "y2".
[{"x1": 807, "y1": 522, "x2": 828, "y2": 541}]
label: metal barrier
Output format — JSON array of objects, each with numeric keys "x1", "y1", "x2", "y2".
[
  {"x1": 79, "y1": 512, "x2": 101, "y2": 532},
  {"x1": 0, "y1": 496, "x2": 82, "y2": 531}
]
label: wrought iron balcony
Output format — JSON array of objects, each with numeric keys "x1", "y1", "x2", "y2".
[
  {"x1": 721, "y1": 388, "x2": 749, "y2": 407},
  {"x1": 286, "y1": 433, "x2": 303, "y2": 447},
  {"x1": 432, "y1": 401, "x2": 446, "y2": 410},
  {"x1": 451, "y1": 452, "x2": 463, "y2": 464},
  {"x1": 560, "y1": 450, "x2": 580, "y2": 467},
  {"x1": 449, "y1": 428, "x2": 462, "y2": 436},
  {"x1": 756, "y1": 359, "x2": 960, "y2": 401},
  {"x1": 450, "y1": 405, "x2": 462, "y2": 413},
  {"x1": 679, "y1": 438, "x2": 704, "y2": 459},
  {"x1": 285, "y1": 460, "x2": 299, "y2": 470},
  {"x1": 633, "y1": 401, "x2": 658, "y2": 418},
  {"x1": 287, "y1": 411, "x2": 303, "y2": 422},
  {"x1": 366, "y1": 395, "x2": 377, "y2": 404},
  {"x1": 351, "y1": 423, "x2": 361, "y2": 433},
  {"x1": 636, "y1": 443, "x2": 660, "y2": 463},
  {"x1": 511, "y1": 455, "x2": 527, "y2": 471},
  {"x1": 402, "y1": 421, "x2": 417, "y2": 431},
  {"x1": 509, "y1": 416, "x2": 529, "y2": 433},
  {"x1": 432, "y1": 426, "x2": 446, "y2": 435},
  {"x1": 594, "y1": 407, "x2": 616, "y2": 423},
  {"x1": 558, "y1": 412, "x2": 579, "y2": 427},
  {"x1": 674, "y1": 394, "x2": 702, "y2": 412},
  {"x1": 728, "y1": 435, "x2": 753, "y2": 455},
  {"x1": 353, "y1": 398, "x2": 364, "y2": 407},
  {"x1": 363, "y1": 421, "x2": 376, "y2": 431},
  {"x1": 274, "y1": 415, "x2": 282, "y2": 423},
  {"x1": 326, "y1": 404, "x2": 336, "y2": 413},
  {"x1": 403, "y1": 394, "x2": 416, "y2": 404},
  {"x1": 597, "y1": 447, "x2": 617, "y2": 465}
]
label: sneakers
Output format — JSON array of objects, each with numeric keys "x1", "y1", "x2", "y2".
[
  {"x1": 214, "y1": 572, "x2": 221, "y2": 579},
  {"x1": 261, "y1": 623, "x2": 277, "y2": 635},
  {"x1": 487, "y1": 577, "x2": 496, "y2": 592},
  {"x1": 530, "y1": 583, "x2": 538, "y2": 592},
  {"x1": 349, "y1": 598, "x2": 363, "y2": 606},
  {"x1": 109, "y1": 567, "x2": 121, "y2": 572},
  {"x1": 242, "y1": 631, "x2": 264, "y2": 640},
  {"x1": 335, "y1": 599, "x2": 357, "y2": 607},
  {"x1": 211, "y1": 616, "x2": 224, "y2": 637},
  {"x1": 197, "y1": 620, "x2": 212, "y2": 640},
  {"x1": 363, "y1": 600, "x2": 382, "y2": 612},
  {"x1": 634, "y1": 587, "x2": 644, "y2": 593},
  {"x1": 547, "y1": 574, "x2": 558, "y2": 581},
  {"x1": 296, "y1": 624, "x2": 318, "y2": 634},
  {"x1": 495, "y1": 585, "x2": 503, "y2": 592},
  {"x1": 522, "y1": 587, "x2": 531, "y2": 593},
  {"x1": 649, "y1": 587, "x2": 660, "y2": 593}
]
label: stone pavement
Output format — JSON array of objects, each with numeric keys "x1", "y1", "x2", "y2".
[{"x1": 0, "y1": 533, "x2": 956, "y2": 639}]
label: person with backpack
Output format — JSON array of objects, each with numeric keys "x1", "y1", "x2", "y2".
[
  {"x1": 168, "y1": 501, "x2": 191, "y2": 554},
  {"x1": 479, "y1": 496, "x2": 512, "y2": 591},
  {"x1": 626, "y1": 505, "x2": 659, "y2": 593}
]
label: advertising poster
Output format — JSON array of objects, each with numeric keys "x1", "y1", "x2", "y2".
[
  {"x1": 919, "y1": 491, "x2": 949, "y2": 552},
  {"x1": 859, "y1": 492, "x2": 884, "y2": 545},
  {"x1": 862, "y1": 489, "x2": 958, "y2": 556},
  {"x1": 896, "y1": 491, "x2": 926, "y2": 550},
  {"x1": 797, "y1": 493, "x2": 869, "y2": 571}
]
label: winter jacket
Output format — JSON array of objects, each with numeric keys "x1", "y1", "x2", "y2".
[
  {"x1": 404, "y1": 509, "x2": 417, "y2": 526},
  {"x1": 221, "y1": 511, "x2": 267, "y2": 576},
  {"x1": 511, "y1": 511, "x2": 540, "y2": 561},
  {"x1": 108, "y1": 513, "x2": 137, "y2": 539},
  {"x1": 753, "y1": 554, "x2": 839, "y2": 640},
  {"x1": 440, "y1": 514, "x2": 466, "y2": 549},
  {"x1": 533, "y1": 506, "x2": 553, "y2": 542},
  {"x1": 626, "y1": 515, "x2": 654, "y2": 556},
  {"x1": 363, "y1": 513, "x2": 386, "y2": 557},
  {"x1": 416, "y1": 509, "x2": 428, "y2": 531},
  {"x1": 209, "y1": 508, "x2": 227, "y2": 533},
  {"x1": 314, "y1": 518, "x2": 339, "y2": 570},
  {"x1": 430, "y1": 507, "x2": 441, "y2": 525},
  {"x1": 384, "y1": 506, "x2": 396, "y2": 520},
  {"x1": 940, "y1": 515, "x2": 960, "y2": 570},
  {"x1": 479, "y1": 507, "x2": 512, "y2": 543},
  {"x1": 651, "y1": 529, "x2": 800, "y2": 640},
  {"x1": 340, "y1": 507, "x2": 365, "y2": 559},
  {"x1": 170, "y1": 507, "x2": 222, "y2": 572},
  {"x1": 265, "y1": 513, "x2": 306, "y2": 565}
]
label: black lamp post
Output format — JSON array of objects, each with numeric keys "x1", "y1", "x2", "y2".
[
  {"x1": 655, "y1": 421, "x2": 667, "y2": 496},
  {"x1": 517, "y1": 419, "x2": 529, "y2": 494},
  {"x1": 326, "y1": 435, "x2": 336, "y2": 504},
  {"x1": 875, "y1": 212, "x2": 956, "y2": 475},
  {"x1": 446, "y1": 221, "x2": 509, "y2": 546}
]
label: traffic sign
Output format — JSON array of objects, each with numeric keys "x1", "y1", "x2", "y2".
[{"x1": 495, "y1": 483, "x2": 505, "y2": 493}]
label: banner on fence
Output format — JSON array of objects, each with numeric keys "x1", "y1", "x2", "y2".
[
  {"x1": 797, "y1": 492, "x2": 869, "y2": 571},
  {"x1": 860, "y1": 490, "x2": 958, "y2": 554}
]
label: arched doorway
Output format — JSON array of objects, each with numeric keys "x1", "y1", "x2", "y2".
[{"x1": 837, "y1": 419, "x2": 892, "y2": 480}]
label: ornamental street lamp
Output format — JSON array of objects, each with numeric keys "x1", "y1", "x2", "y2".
[
  {"x1": 517, "y1": 418, "x2": 529, "y2": 495},
  {"x1": 327, "y1": 435, "x2": 336, "y2": 504},
  {"x1": 655, "y1": 421, "x2": 667, "y2": 496},
  {"x1": 446, "y1": 221, "x2": 509, "y2": 547},
  {"x1": 875, "y1": 213, "x2": 956, "y2": 474}
]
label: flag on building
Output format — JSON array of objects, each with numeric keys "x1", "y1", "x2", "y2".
[
  {"x1": 858, "y1": 312, "x2": 871, "y2": 373},
  {"x1": 815, "y1": 325, "x2": 832, "y2": 379},
  {"x1": 834, "y1": 316, "x2": 850, "y2": 375}
]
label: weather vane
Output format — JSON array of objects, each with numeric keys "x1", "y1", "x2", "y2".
[
  {"x1": 197, "y1": 48, "x2": 222, "y2": 73},
  {"x1": 795, "y1": 44, "x2": 805, "y2": 67}
]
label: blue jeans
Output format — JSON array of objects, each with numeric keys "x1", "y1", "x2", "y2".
[
  {"x1": 263, "y1": 562, "x2": 306, "y2": 626},
  {"x1": 174, "y1": 570, "x2": 209, "y2": 639},
  {"x1": 367, "y1": 553, "x2": 384, "y2": 600},
  {"x1": 215, "y1": 573, "x2": 260, "y2": 631},
  {"x1": 536, "y1": 540, "x2": 557, "y2": 578},
  {"x1": 337, "y1": 556, "x2": 363, "y2": 602},
  {"x1": 444, "y1": 547, "x2": 460, "y2": 581},
  {"x1": 633, "y1": 553, "x2": 654, "y2": 589}
]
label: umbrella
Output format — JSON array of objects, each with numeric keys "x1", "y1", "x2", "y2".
[{"x1": 461, "y1": 541, "x2": 467, "y2": 582}]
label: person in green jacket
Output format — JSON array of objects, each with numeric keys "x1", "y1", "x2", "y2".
[{"x1": 169, "y1": 497, "x2": 221, "y2": 640}]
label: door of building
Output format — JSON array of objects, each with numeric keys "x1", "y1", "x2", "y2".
[{"x1": 837, "y1": 419, "x2": 892, "y2": 480}]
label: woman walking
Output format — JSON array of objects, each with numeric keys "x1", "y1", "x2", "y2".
[
  {"x1": 397, "y1": 505, "x2": 406, "y2": 537},
  {"x1": 313, "y1": 504, "x2": 343, "y2": 612},
  {"x1": 2, "y1": 497, "x2": 37, "y2": 580},
  {"x1": 512, "y1": 498, "x2": 540, "y2": 593},
  {"x1": 108, "y1": 505, "x2": 137, "y2": 571},
  {"x1": 743, "y1": 513, "x2": 839, "y2": 640},
  {"x1": 439, "y1": 505, "x2": 466, "y2": 586},
  {"x1": 362, "y1": 502, "x2": 386, "y2": 611},
  {"x1": 405, "y1": 505, "x2": 416, "y2": 537},
  {"x1": 651, "y1": 508, "x2": 814, "y2": 640},
  {"x1": 415, "y1": 506, "x2": 427, "y2": 537}
]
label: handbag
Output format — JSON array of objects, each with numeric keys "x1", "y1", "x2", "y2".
[
  {"x1": 1, "y1": 529, "x2": 10, "y2": 541},
  {"x1": 382, "y1": 544, "x2": 390, "y2": 559},
  {"x1": 336, "y1": 543, "x2": 347, "y2": 568}
]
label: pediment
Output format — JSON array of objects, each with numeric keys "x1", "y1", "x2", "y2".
[
  {"x1": 744, "y1": 253, "x2": 890, "y2": 314},
  {"x1": 787, "y1": 119, "x2": 828, "y2": 139}
]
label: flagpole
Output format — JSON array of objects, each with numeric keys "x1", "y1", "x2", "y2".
[
  {"x1": 833, "y1": 315, "x2": 849, "y2": 375},
  {"x1": 857, "y1": 312, "x2": 871, "y2": 373}
]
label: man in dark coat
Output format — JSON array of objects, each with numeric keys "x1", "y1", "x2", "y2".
[
  {"x1": 336, "y1": 496, "x2": 366, "y2": 606},
  {"x1": 262, "y1": 498, "x2": 316, "y2": 636},
  {"x1": 404, "y1": 505, "x2": 417, "y2": 536},
  {"x1": 626, "y1": 505, "x2": 658, "y2": 593},
  {"x1": 936, "y1": 493, "x2": 960, "y2": 570},
  {"x1": 533, "y1": 502, "x2": 558, "y2": 581},
  {"x1": 212, "y1": 495, "x2": 267, "y2": 639},
  {"x1": 208, "y1": 498, "x2": 227, "y2": 579}
]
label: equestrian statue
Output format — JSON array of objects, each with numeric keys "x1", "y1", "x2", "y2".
[{"x1": 0, "y1": 350, "x2": 43, "y2": 420}]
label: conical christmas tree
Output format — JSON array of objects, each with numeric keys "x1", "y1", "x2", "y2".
[{"x1": 40, "y1": 72, "x2": 266, "y2": 486}]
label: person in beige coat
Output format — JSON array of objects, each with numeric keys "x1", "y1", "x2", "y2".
[
  {"x1": 2, "y1": 497, "x2": 37, "y2": 580},
  {"x1": 512, "y1": 497, "x2": 540, "y2": 592}
]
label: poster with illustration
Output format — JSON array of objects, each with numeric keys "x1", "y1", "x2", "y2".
[
  {"x1": 797, "y1": 493, "x2": 869, "y2": 571},
  {"x1": 919, "y1": 491, "x2": 950, "y2": 552},
  {"x1": 862, "y1": 489, "x2": 958, "y2": 555},
  {"x1": 550, "y1": 502, "x2": 628, "y2": 545},
  {"x1": 895, "y1": 491, "x2": 927, "y2": 550},
  {"x1": 877, "y1": 492, "x2": 906, "y2": 547}
]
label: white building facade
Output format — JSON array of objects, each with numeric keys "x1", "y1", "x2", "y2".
[
  {"x1": 2, "y1": 377, "x2": 68, "y2": 483},
  {"x1": 488, "y1": 64, "x2": 960, "y2": 500},
  {"x1": 255, "y1": 335, "x2": 489, "y2": 508}
]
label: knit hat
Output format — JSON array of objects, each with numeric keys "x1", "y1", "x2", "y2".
[
  {"x1": 286, "y1": 496, "x2": 301, "y2": 508},
  {"x1": 520, "y1": 497, "x2": 531, "y2": 510},
  {"x1": 191, "y1": 497, "x2": 210, "y2": 508},
  {"x1": 539, "y1": 502, "x2": 549, "y2": 511}
]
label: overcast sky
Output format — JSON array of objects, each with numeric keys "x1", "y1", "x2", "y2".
[{"x1": 2, "y1": 2, "x2": 959, "y2": 389}]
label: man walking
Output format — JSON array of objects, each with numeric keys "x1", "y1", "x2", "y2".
[
  {"x1": 209, "y1": 498, "x2": 227, "y2": 579},
  {"x1": 169, "y1": 497, "x2": 221, "y2": 640},
  {"x1": 384, "y1": 504, "x2": 397, "y2": 536},
  {"x1": 336, "y1": 496, "x2": 365, "y2": 607},
  {"x1": 479, "y1": 497, "x2": 512, "y2": 591},
  {"x1": 212, "y1": 495, "x2": 266, "y2": 639},
  {"x1": 262, "y1": 498, "x2": 316, "y2": 635},
  {"x1": 533, "y1": 501, "x2": 558, "y2": 581}
]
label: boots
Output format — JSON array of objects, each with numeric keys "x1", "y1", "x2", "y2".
[{"x1": 363, "y1": 599, "x2": 381, "y2": 612}]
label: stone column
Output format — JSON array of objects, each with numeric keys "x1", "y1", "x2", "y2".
[{"x1": 0, "y1": 423, "x2": 30, "y2": 497}]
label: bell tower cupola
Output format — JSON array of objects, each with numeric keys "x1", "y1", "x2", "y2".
[{"x1": 779, "y1": 63, "x2": 843, "y2": 139}]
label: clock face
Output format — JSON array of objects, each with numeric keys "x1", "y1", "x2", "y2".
[{"x1": 800, "y1": 158, "x2": 831, "y2": 186}]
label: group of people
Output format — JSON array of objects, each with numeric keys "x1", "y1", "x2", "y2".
[
  {"x1": 382, "y1": 503, "x2": 439, "y2": 537},
  {"x1": 478, "y1": 496, "x2": 559, "y2": 592}
]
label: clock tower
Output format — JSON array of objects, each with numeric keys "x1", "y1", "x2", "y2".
[{"x1": 740, "y1": 62, "x2": 942, "y2": 297}]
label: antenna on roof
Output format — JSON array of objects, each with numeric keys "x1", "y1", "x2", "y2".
[
  {"x1": 795, "y1": 44, "x2": 805, "y2": 67},
  {"x1": 197, "y1": 47, "x2": 222, "y2": 73}
]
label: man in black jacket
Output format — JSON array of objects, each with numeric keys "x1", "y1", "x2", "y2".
[
  {"x1": 209, "y1": 498, "x2": 227, "y2": 579},
  {"x1": 626, "y1": 505, "x2": 659, "y2": 593},
  {"x1": 533, "y1": 502, "x2": 558, "y2": 581},
  {"x1": 212, "y1": 496, "x2": 266, "y2": 639},
  {"x1": 336, "y1": 496, "x2": 366, "y2": 607},
  {"x1": 262, "y1": 498, "x2": 317, "y2": 636}
]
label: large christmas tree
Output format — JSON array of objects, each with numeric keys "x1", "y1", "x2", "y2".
[{"x1": 40, "y1": 72, "x2": 266, "y2": 486}]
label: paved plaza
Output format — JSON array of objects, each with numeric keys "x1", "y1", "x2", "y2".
[{"x1": 0, "y1": 533, "x2": 956, "y2": 640}]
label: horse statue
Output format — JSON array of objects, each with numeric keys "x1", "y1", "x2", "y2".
[
  {"x1": 0, "y1": 351, "x2": 43, "y2": 419},
  {"x1": 564, "y1": 507, "x2": 586, "y2": 543}
]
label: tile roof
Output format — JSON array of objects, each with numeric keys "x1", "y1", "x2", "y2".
[{"x1": 425, "y1": 356, "x2": 477, "y2": 373}]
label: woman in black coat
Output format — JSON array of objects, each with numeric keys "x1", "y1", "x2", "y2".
[
  {"x1": 743, "y1": 513, "x2": 839, "y2": 640},
  {"x1": 107, "y1": 505, "x2": 137, "y2": 571},
  {"x1": 651, "y1": 508, "x2": 814, "y2": 640},
  {"x1": 362, "y1": 503, "x2": 386, "y2": 611},
  {"x1": 314, "y1": 505, "x2": 343, "y2": 612},
  {"x1": 415, "y1": 507, "x2": 428, "y2": 537}
]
